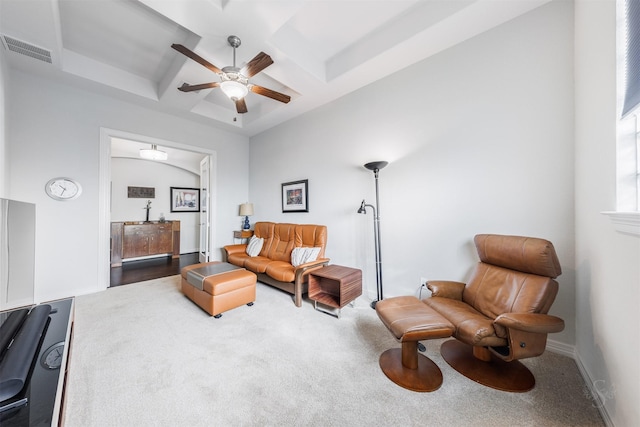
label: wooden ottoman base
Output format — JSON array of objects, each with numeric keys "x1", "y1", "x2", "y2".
[
  {"x1": 181, "y1": 262, "x2": 257, "y2": 317},
  {"x1": 376, "y1": 296, "x2": 454, "y2": 392},
  {"x1": 379, "y1": 344, "x2": 444, "y2": 392}
]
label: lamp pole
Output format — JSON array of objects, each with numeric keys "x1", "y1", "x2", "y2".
[{"x1": 361, "y1": 161, "x2": 388, "y2": 309}]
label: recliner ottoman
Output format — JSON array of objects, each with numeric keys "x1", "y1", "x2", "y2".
[
  {"x1": 180, "y1": 261, "x2": 257, "y2": 317},
  {"x1": 376, "y1": 296, "x2": 454, "y2": 392}
]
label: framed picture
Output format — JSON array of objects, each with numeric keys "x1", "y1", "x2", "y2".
[
  {"x1": 282, "y1": 179, "x2": 308, "y2": 213},
  {"x1": 170, "y1": 187, "x2": 200, "y2": 212},
  {"x1": 127, "y1": 186, "x2": 155, "y2": 198}
]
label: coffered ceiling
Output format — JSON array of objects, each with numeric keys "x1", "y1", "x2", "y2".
[{"x1": 0, "y1": 0, "x2": 550, "y2": 136}]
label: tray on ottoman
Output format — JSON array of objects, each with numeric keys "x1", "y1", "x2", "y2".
[{"x1": 180, "y1": 261, "x2": 257, "y2": 318}]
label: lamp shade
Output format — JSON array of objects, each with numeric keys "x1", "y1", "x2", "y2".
[
  {"x1": 239, "y1": 203, "x2": 254, "y2": 216},
  {"x1": 364, "y1": 161, "x2": 388, "y2": 172}
]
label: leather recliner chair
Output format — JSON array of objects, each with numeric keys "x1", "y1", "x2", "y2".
[{"x1": 424, "y1": 234, "x2": 565, "y2": 392}]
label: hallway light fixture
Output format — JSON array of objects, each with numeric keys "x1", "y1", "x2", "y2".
[
  {"x1": 358, "y1": 160, "x2": 388, "y2": 309},
  {"x1": 139, "y1": 144, "x2": 168, "y2": 161}
]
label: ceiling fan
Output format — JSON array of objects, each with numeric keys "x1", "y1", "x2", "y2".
[{"x1": 171, "y1": 35, "x2": 290, "y2": 114}]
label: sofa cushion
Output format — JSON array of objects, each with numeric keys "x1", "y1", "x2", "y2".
[
  {"x1": 265, "y1": 261, "x2": 296, "y2": 282},
  {"x1": 295, "y1": 225, "x2": 327, "y2": 259},
  {"x1": 267, "y1": 223, "x2": 297, "y2": 262},
  {"x1": 243, "y1": 256, "x2": 274, "y2": 274},
  {"x1": 253, "y1": 222, "x2": 276, "y2": 257},
  {"x1": 227, "y1": 253, "x2": 249, "y2": 267},
  {"x1": 246, "y1": 236, "x2": 264, "y2": 257},
  {"x1": 291, "y1": 247, "x2": 321, "y2": 267}
]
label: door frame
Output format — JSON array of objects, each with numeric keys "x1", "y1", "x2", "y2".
[
  {"x1": 98, "y1": 128, "x2": 217, "y2": 292},
  {"x1": 199, "y1": 156, "x2": 211, "y2": 263}
]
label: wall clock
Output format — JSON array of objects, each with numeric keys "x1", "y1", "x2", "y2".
[
  {"x1": 45, "y1": 177, "x2": 82, "y2": 201},
  {"x1": 40, "y1": 342, "x2": 65, "y2": 370}
]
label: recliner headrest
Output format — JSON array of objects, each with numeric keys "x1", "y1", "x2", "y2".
[{"x1": 474, "y1": 234, "x2": 562, "y2": 278}]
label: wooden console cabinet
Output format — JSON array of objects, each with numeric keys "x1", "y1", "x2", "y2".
[{"x1": 110, "y1": 221, "x2": 180, "y2": 267}]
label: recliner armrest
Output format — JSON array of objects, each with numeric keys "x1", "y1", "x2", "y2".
[
  {"x1": 426, "y1": 281, "x2": 465, "y2": 300},
  {"x1": 494, "y1": 313, "x2": 565, "y2": 334},
  {"x1": 224, "y1": 244, "x2": 247, "y2": 256}
]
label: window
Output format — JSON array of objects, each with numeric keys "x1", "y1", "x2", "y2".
[
  {"x1": 616, "y1": 113, "x2": 638, "y2": 211},
  {"x1": 607, "y1": 0, "x2": 640, "y2": 235}
]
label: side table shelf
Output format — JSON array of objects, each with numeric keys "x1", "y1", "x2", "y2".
[{"x1": 308, "y1": 265, "x2": 362, "y2": 318}]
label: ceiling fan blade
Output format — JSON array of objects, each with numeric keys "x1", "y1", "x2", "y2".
[
  {"x1": 171, "y1": 44, "x2": 222, "y2": 74},
  {"x1": 235, "y1": 98, "x2": 248, "y2": 114},
  {"x1": 178, "y1": 82, "x2": 220, "y2": 92},
  {"x1": 250, "y1": 85, "x2": 291, "y2": 104},
  {"x1": 242, "y1": 52, "x2": 273, "y2": 78}
]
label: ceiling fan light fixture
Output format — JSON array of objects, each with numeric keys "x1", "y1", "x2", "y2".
[
  {"x1": 220, "y1": 80, "x2": 248, "y2": 100},
  {"x1": 140, "y1": 144, "x2": 168, "y2": 161},
  {"x1": 172, "y1": 35, "x2": 288, "y2": 114}
]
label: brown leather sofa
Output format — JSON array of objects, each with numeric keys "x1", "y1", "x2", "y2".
[
  {"x1": 424, "y1": 234, "x2": 565, "y2": 392},
  {"x1": 223, "y1": 222, "x2": 329, "y2": 307}
]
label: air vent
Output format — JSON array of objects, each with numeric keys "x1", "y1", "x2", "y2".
[{"x1": 1, "y1": 34, "x2": 52, "y2": 64}]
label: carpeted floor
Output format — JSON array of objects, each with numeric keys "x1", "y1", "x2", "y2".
[{"x1": 63, "y1": 275, "x2": 605, "y2": 426}]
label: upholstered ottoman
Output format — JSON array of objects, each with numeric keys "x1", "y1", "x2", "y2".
[
  {"x1": 180, "y1": 262, "x2": 257, "y2": 318},
  {"x1": 375, "y1": 296, "x2": 454, "y2": 392}
]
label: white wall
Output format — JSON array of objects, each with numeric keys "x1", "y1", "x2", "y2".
[
  {"x1": 7, "y1": 71, "x2": 250, "y2": 303},
  {"x1": 251, "y1": 1, "x2": 575, "y2": 344},
  {"x1": 111, "y1": 158, "x2": 201, "y2": 253},
  {"x1": 575, "y1": 0, "x2": 640, "y2": 425}
]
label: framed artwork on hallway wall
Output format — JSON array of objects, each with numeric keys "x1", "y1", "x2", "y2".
[
  {"x1": 127, "y1": 186, "x2": 155, "y2": 198},
  {"x1": 170, "y1": 187, "x2": 200, "y2": 212},
  {"x1": 282, "y1": 179, "x2": 308, "y2": 213}
]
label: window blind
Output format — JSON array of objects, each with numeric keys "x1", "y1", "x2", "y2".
[{"x1": 623, "y1": 0, "x2": 640, "y2": 117}]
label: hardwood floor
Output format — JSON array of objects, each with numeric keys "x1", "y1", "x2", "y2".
[{"x1": 110, "y1": 252, "x2": 200, "y2": 287}]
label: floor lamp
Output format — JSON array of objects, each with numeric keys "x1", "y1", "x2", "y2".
[{"x1": 358, "y1": 160, "x2": 388, "y2": 309}]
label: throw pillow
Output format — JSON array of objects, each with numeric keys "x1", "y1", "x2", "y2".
[
  {"x1": 291, "y1": 247, "x2": 321, "y2": 267},
  {"x1": 246, "y1": 236, "x2": 264, "y2": 257}
]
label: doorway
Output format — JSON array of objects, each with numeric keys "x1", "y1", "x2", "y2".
[
  {"x1": 99, "y1": 128, "x2": 217, "y2": 292},
  {"x1": 110, "y1": 252, "x2": 199, "y2": 286}
]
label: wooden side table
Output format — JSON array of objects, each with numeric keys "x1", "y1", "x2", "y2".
[
  {"x1": 308, "y1": 265, "x2": 362, "y2": 318},
  {"x1": 233, "y1": 230, "x2": 253, "y2": 243}
]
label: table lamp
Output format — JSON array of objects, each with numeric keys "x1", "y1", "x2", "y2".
[{"x1": 239, "y1": 203, "x2": 254, "y2": 230}]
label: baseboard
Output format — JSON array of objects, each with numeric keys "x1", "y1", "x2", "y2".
[
  {"x1": 546, "y1": 338, "x2": 574, "y2": 357},
  {"x1": 546, "y1": 340, "x2": 614, "y2": 427},
  {"x1": 573, "y1": 350, "x2": 615, "y2": 427}
]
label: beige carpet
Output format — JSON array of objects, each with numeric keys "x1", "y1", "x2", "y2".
[{"x1": 63, "y1": 275, "x2": 604, "y2": 426}]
